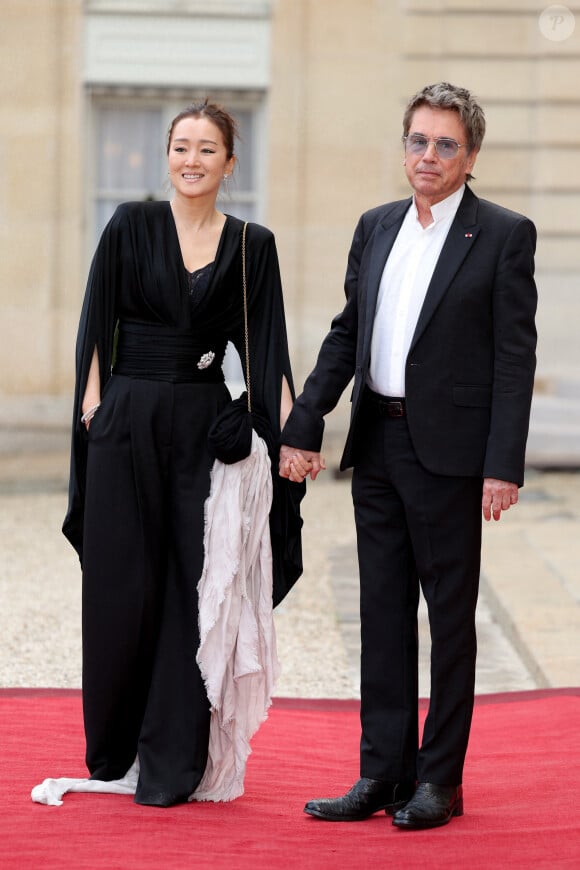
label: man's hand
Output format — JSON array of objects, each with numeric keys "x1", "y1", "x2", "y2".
[
  {"x1": 482, "y1": 478, "x2": 518, "y2": 522},
  {"x1": 279, "y1": 444, "x2": 326, "y2": 483}
]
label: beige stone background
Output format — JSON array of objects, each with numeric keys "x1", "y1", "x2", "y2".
[
  {"x1": 1, "y1": 1, "x2": 579, "y2": 407},
  {"x1": 0, "y1": 2, "x2": 578, "y2": 696}
]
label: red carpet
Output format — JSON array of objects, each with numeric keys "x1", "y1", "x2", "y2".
[{"x1": 1, "y1": 689, "x2": 578, "y2": 869}]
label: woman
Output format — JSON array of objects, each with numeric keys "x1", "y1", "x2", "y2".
[{"x1": 62, "y1": 101, "x2": 304, "y2": 807}]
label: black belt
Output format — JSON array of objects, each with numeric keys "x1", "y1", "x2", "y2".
[
  {"x1": 114, "y1": 320, "x2": 226, "y2": 383},
  {"x1": 364, "y1": 387, "x2": 406, "y2": 417}
]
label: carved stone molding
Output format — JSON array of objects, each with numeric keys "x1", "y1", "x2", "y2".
[{"x1": 85, "y1": 0, "x2": 273, "y2": 18}]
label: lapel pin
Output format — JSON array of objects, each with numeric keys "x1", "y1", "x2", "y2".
[{"x1": 465, "y1": 233, "x2": 473, "y2": 238}]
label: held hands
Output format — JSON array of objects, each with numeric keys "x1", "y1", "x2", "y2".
[
  {"x1": 279, "y1": 444, "x2": 326, "y2": 483},
  {"x1": 482, "y1": 478, "x2": 518, "y2": 522}
]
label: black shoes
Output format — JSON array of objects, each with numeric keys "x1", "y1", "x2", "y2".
[
  {"x1": 391, "y1": 782, "x2": 463, "y2": 829},
  {"x1": 304, "y1": 778, "x2": 464, "y2": 828},
  {"x1": 304, "y1": 778, "x2": 415, "y2": 821}
]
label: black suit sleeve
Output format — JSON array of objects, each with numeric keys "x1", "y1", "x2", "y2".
[
  {"x1": 280, "y1": 215, "x2": 367, "y2": 451},
  {"x1": 483, "y1": 215, "x2": 537, "y2": 484}
]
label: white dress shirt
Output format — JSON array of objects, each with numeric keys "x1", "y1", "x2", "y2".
[{"x1": 367, "y1": 185, "x2": 464, "y2": 397}]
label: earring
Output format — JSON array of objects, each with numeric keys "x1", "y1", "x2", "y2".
[{"x1": 223, "y1": 174, "x2": 229, "y2": 180}]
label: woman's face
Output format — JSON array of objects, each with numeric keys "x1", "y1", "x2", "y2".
[{"x1": 168, "y1": 115, "x2": 235, "y2": 202}]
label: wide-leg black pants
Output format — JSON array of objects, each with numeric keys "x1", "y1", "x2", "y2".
[
  {"x1": 351, "y1": 401, "x2": 482, "y2": 786},
  {"x1": 82, "y1": 374, "x2": 229, "y2": 805}
]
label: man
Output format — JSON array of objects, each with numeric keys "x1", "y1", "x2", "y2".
[{"x1": 280, "y1": 82, "x2": 537, "y2": 829}]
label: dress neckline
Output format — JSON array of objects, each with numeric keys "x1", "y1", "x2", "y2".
[
  {"x1": 187, "y1": 261, "x2": 214, "y2": 278},
  {"x1": 166, "y1": 202, "x2": 229, "y2": 275}
]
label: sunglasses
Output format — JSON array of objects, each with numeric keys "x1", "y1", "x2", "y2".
[{"x1": 402, "y1": 134, "x2": 467, "y2": 159}]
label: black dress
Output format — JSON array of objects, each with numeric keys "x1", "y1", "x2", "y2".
[{"x1": 62, "y1": 201, "x2": 304, "y2": 806}]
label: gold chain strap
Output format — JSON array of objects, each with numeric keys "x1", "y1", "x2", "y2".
[{"x1": 241, "y1": 222, "x2": 251, "y2": 413}]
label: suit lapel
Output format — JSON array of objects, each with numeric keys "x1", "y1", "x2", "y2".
[
  {"x1": 361, "y1": 200, "x2": 411, "y2": 360},
  {"x1": 410, "y1": 186, "x2": 480, "y2": 349}
]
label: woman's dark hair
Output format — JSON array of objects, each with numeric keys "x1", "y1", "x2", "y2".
[{"x1": 166, "y1": 99, "x2": 238, "y2": 159}]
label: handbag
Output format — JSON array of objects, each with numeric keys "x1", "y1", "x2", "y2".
[{"x1": 207, "y1": 222, "x2": 274, "y2": 464}]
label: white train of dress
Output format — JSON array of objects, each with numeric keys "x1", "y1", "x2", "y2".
[{"x1": 32, "y1": 432, "x2": 279, "y2": 806}]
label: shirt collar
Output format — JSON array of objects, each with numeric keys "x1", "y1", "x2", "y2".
[{"x1": 412, "y1": 184, "x2": 465, "y2": 226}]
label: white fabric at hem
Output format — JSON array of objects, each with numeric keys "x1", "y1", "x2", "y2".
[
  {"x1": 30, "y1": 760, "x2": 140, "y2": 806},
  {"x1": 31, "y1": 431, "x2": 279, "y2": 806}
]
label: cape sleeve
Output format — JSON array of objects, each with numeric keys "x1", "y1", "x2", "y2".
[
  {"x1": 230, "y1": 223, "x2": 306, "y2": 607},
  {"x1": 62, "y1": 207, "x2": 125, "y2": 561}
]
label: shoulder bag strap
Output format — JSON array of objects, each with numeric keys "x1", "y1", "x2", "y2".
[{"x1": 242, "y1": 221, "x2": 251, "y2": 413}]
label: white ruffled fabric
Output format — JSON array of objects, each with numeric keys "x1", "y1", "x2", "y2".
[
  {"x1": 194, "y1": 430, "x2": 280, "y2": 801},
  {"x1": 31, "y1": 431, "x2": 279, "y2": 806}
]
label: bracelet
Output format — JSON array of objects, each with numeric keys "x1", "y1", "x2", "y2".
[{"x1": 81, "y1": 403, "x2": 101, "y2": 425}]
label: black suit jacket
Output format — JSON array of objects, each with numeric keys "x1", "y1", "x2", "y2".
[{"x1": 282, "y1": 186, "x2": 537, "y2": 485}]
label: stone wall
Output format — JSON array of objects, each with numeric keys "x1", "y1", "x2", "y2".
[
  {"x1": 268, "y1": 0, "x2": 580, "y2": 393},
  {"x1": 1, "y1": 0, "x2": 578, "y2": 397},
  {"x1": 1, "y1": 0, "x2": 84, "y2": 395}
]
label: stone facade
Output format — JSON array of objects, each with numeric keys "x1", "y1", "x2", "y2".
[
  {"x1": 1, "y1": 0, "x2": 84, "y2": 395},
  {"x1": 1, "y1": 0, "x2": 578, "y2": 397},
  {"x1": 268, "y1": 0, "x2": 580, "y2": 391}
]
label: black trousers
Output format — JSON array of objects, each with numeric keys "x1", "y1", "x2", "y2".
[
  {"x1": 351, "y1": 400, "x2": 482, "y2": 786},
  {"x1": 82, "y1": 375, "x2": 229, "y2": 804}
]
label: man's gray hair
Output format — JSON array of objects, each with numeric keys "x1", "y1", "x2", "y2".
[{"x1": 403, "y1": 82, "x2": 486, "y2": 153}]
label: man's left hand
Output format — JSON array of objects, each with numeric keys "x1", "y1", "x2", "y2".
[{"x1": 482, "y1": 478, "x2": 518, "y2": 522}]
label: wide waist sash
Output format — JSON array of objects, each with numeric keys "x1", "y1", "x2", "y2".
[{"x1": 114, "y1": 320, "x2": 227, "y2": 383}]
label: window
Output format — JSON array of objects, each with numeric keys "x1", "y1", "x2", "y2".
[{"x1": 95, "y1": 107, "x2": 165, "y2": 233}]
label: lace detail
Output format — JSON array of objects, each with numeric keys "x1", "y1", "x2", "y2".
[{"x1": 187, "y1": 261, "x2": 214, "y2": 298}]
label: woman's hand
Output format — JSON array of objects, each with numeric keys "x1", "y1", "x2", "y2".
[
  {"x1": 81, "y1": 399, "x2": 101, "y2": 430},
  {"x1": 279, "y1": 445, "x2": 326, "y2": 483},
  {"x1": 81, "y1": 347, "x2": 101, "y2": 430}
]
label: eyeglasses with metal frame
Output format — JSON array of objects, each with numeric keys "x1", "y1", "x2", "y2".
[{"x1": 402, "y1": 134, "x2": 467, "y2": 160}]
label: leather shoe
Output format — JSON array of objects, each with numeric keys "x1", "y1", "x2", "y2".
[
  {"x1": 391, "y1": 782, "x2": 463, "y2": 829},
  {"x1": 304, "y1": 778, "x2": 414, "y2": 821}
]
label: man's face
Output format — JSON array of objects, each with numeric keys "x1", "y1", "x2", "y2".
[{"x1": 404, "y1": 105, "x2": 479, "y2": 206}]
